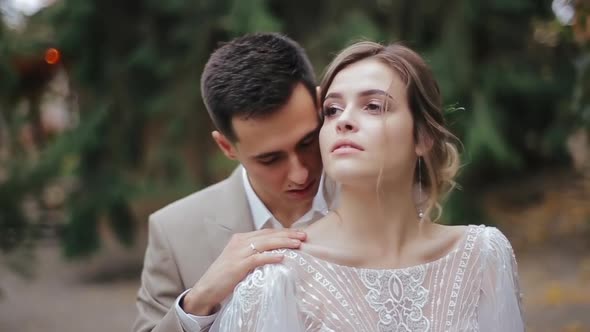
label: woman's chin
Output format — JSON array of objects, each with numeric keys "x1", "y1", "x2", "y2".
[{"x1": 326, "y1": 167, "x2": 380, "y2": 186}]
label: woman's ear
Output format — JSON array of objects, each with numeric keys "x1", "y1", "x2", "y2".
[{"x1": 415, "y1": 130, "x2": 434, "y2": 156}]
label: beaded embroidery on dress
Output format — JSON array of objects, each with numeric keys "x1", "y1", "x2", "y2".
[{"x1": 211, "y1": 225, "x2": 524, "y2": 332}]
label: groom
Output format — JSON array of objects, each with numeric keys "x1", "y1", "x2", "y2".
[{"x1": 133, "y1": 33, "x2": 336, "y2": 332}]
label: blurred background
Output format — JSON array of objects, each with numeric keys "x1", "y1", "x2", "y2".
[{"x1": 0, "y1": 0, "x2": 588, "y2": 331}]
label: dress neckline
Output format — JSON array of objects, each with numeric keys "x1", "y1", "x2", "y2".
[{"x1": 291, "y1": 224, "x2": 484, "y2": 272}]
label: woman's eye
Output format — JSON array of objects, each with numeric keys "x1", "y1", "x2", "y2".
[
  {"x1": 365, "y1": 102, "x2": 383, "y2": 114},
  {"x1": 322, "y1": 106, "x2": 342, "y2": 117}
]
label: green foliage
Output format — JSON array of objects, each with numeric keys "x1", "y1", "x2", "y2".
[
  {"x1": 466, "y1": 92, "x2": 522, "y2": 168},
  {"x1": 571, "y1": 53, "x2": 590, "y2": 128},
  {"x1": 0, "y1": 0, "x2": 587, "y2": 257},
  {"x1": 223, "y1": 0, "x2": 282, "y2": 34}
]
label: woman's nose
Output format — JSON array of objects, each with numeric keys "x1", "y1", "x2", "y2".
[{"x1": 336, "y1": 113, "x2": 358, "y2": 133}]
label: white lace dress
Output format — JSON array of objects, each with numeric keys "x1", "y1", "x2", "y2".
[{"x1": 210, "y1": 225, "x2": 524, "y2": 332}]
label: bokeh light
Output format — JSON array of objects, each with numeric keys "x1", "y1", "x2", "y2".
[{"x1": 44, "y1": 47, "x2": 60, "y2": 65}]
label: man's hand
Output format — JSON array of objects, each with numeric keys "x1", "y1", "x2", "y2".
[{"x1": 181, "y1": 228, "x2": 306, "y2": 316}]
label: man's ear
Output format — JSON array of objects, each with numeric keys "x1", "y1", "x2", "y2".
[{"x1": 212, "y1": 131, "x2": 237, "y2": 160}]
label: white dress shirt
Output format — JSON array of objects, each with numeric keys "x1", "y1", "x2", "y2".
[{"x1": 175, "y1": 168, "x2": 329, "y2": 331}]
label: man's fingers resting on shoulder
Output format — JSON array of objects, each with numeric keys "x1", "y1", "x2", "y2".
[
  {"x1": 251, "y1": 229, "x2": 307, "y2": 242},
  {"x1": 248, "y1": 237, "x2": 302, "y2": 253}
]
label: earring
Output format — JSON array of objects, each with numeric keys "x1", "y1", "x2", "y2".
[{"x1": 418, "y1": 157, "x2": 425, "y2": 220}]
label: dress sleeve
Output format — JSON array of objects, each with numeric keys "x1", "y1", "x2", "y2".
[
  {"x1": 209, "y1": 258, "x2": 305, "y2": 332},
  {"x1": 478, "y1": 227, "x2": 525, "y2": 332}
]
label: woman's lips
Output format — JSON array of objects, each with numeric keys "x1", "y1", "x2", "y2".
[{"x1": 331, "y1": 139, "x2": 364, "y2": 153}]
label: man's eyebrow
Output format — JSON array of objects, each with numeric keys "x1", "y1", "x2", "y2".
[
  {"x1": 298, "y1": 127, "x2": 320, "y2": 144},
  {"x1": 252, "y1": 150, "x2": 283, "y2": 160},
  {"x1": 253, "y1": 127, "x2": 320, "y2": 159}
]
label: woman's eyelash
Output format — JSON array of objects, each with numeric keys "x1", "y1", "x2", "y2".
[
  {"x1": 322, "y1": 100, "x2": 388, "y2": 116},
  {"x1": 364, "y1": 101, "x2": 387, "y2": 112},
  {"x1": 322, "y1": 105, "x2": 341, "y2": 117}
]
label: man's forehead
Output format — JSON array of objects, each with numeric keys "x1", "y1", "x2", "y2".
[
  {"x1": 235, "y1": 121, "x2": 319, "y2": 155},
  {"x1": 231, "y1": 82, "x2": 319, "y2": 153}
]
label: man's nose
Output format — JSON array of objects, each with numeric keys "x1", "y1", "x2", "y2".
[{"x1": 287, "y1": 156, "x2": 309, "y2": 186}]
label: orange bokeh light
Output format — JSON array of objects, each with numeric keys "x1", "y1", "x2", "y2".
[{"x1": 45, "y1": 48, "x2": 60, "y2": 65}]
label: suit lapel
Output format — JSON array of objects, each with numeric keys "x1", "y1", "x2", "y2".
[
  {"x1": 199, "y1": 167, "x2": 255, "y2": 265},
  {"x1": 206, "y1": 167, "x2": 255, "y2": 234},
  {"x1": 208, "y1": 167, "x2": 338, "y2": 236}
]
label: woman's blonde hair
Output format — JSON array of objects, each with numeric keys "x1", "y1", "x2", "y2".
[{"x1": 320, "y1": 41, "x2": 461, "y2": 221}]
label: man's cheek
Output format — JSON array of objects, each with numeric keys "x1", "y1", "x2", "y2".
[{"x1": 262, "y1": 171, "x2": 284, "y2": 187}]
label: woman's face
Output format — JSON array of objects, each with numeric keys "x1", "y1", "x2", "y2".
[{"x1": 319, "y1": 58, "x2": 418, "y2": 186}]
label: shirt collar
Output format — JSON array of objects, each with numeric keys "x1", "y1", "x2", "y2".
[{"x1": 242, "y1": 167, "x2": 328, "y2": 230}]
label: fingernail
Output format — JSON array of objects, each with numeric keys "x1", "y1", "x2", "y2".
[{"x1": 291, "y1": 239, "x2": 301, "y2": 245}]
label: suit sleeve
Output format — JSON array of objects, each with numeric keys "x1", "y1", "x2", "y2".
[{"x1": 133, "y1": 215, "x2": 187, "y2": 332}]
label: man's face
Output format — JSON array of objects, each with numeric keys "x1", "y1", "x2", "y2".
[{"x1": 215, "y1": 83, "x2": 323, "y2": 211}]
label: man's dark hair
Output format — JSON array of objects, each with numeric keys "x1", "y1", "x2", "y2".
[{"x1": 201, "y1": 33, "x2": 317, "y2": 141}]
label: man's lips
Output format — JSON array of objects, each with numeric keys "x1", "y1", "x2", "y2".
[
  {"x1": 287, "y1": 179, "x2": 316, "y2": 193},
  {"x1": 331, "y1": 139, "x2": 364, "y2": 153}
]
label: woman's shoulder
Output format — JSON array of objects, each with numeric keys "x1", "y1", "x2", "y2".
[
  {"x1": 220, "y1": 250, "x2": 307, "y2": 328},
  {"x1": 247, "y1": 249, "x2": 312, "y2": 280},
  {"x1": 475, "y1": 225, "x2": 514, "y2": 251},
  {"x1": 447, "y1": 224, "x2": 512, "y2": 247},
  {"x1": 234, "y1": 250, "x2": 304, "y2": 295},
  {"x1": 466, "y1": 225, "x2": 518, "y2": 269},
  {"x1": 438, "y1": 224, "x2": 515, "y2": 261}
]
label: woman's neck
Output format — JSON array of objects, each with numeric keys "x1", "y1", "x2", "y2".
[{"x1": 333, "y1": 180, "x2": 424, "y2": 256}]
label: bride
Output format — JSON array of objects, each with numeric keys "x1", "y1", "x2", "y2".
[{"x1": 210, "y1": 41, "x2": 524, "y2": 331}]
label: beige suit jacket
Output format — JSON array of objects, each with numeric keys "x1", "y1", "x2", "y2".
[{"x1": 133, "y1": 168, "x2": 336, "y2": 332}]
